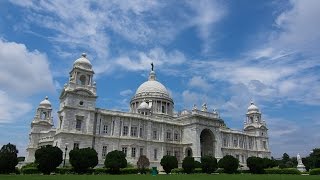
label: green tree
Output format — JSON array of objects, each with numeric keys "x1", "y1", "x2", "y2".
[
  {"x1": 104, "y1": 150, "x2": 127, "y2": 174},
  {"x1": 218, "y1": 155, "x2": 239, "y2": 174},
  {"x1": 247, "y1": 157, "x2": 265, "y2": 174},
  {"x1": 35, "y1": 145, "x2": 63, "y2": 175},
  {"x1": 160, "y1": 155, "x2": 178, "y2": 174},
  {"x1": 310, "y1": 148, "x2": 320, "y2": 168},
  {"x1": 137, "y1": 155, "x2": 150, "y2": 174},
  {"x1": 182, "y1": 156, "x2": 195, "y2": 174},
  {"x1": 201, "y1": 155, "x2": 217, "y2": 174},
  {"x1": 0, "y1": 143, "x2": 19, "y2": 174},
  {"x1": 69, "y1": 147, "x2": 98, "y2": 173}
]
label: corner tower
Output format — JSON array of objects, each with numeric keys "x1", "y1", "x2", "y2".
[
  {"x1": 244, "y1": 101, "x2": 270, "y2": 153},
  {"x1": 55, "y1": 53, "x2": 97, "y2": 150},
  {"x1": 25, "y1": 96, "x2": 54, "y2": 162},
  {"x1": 130, "y1": 63, "x2": 174, "y2": 116}
]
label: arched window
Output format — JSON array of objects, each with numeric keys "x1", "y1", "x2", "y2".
[
  {"x1": 41, "y1": 112, "x2": 47, "y2": 120},
  {"x1": 79, "y1": 75, "x2": 86, "y2": 85}
]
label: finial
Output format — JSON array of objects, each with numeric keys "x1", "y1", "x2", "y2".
[
  {"x1": 250, "y1": 99, "x2": 254, "y2": 105},
  {"x1": 45, "y1": 96, "x2": 48, "y2": 100},
  {"x1": 82, "y1": 53, "x2": 87, "y2": 58},
  {"x1": 151, "y1": 62, "x2": 154, "y2": 71}
]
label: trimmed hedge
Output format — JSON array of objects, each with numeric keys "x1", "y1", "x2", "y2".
[
  {"x1": 310, "y1": 168, "x2": 320, "y2": 175},
  {"x1": 171, "y1": 168, "x2": 202, "y2": 174},
  {"x1": 55, "y1": 167, "x2": 74, "y2": 174},
  {"x1": 265, "y1": 168, "x2": 301, "y2": 175},
  {"x1": 119, "y1": 168, "x2": 139, "y2": 174},
  {"x1": 21, "y1": 167, "x2": 40, "y2": 174}
]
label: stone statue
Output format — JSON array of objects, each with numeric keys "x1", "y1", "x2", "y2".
[
  {"x1": 151, "y1": 62, "x2": 154, "y2": 71},
  {"x1": 296, "y1": 153, "x2": 306, "y2": 172},
  {"x1": 297, "y1": 153, "x2": 302, "y2": 165},
  {"x1": 202, "y1": 103, "x2": 207, "y2": 112},
  {"x1": 193, "y1": 104, "x2": 197, "y2": 110}
]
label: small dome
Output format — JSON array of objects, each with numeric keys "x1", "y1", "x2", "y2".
[
  {"x1": 181, "y1": 110, "x2": 190, "y2": 116},
  {"x1": 248, "y1": 101, "x2": 259, "y2": 112},
  {"x1": 73, "y1": 53, "x2": 92, "y2": 70},
  {"x1": 137, "y1": 101, "x2": 150, "y2": 110},
  {"x1": 39, "y1": 96, "x2": 51, "y2": 108}
]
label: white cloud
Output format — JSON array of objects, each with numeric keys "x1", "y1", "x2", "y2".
[
  {"x1": 0, "y1": 90, "x2": 32, "y2": 123},
  {"x1": 0, "y1": 39, "x2": 55, "y2": 123},
  {"x1": 0, "y1": 39, "x2": 55, "y2": 94},
  {"x1": 188, "y1": 76, "x2": 212, "y2": 92},
  {"x1": 120, "y1": 89, "x2": 133, "y2": 97},
  {"x1": 115, "y1": 47, "x2": 186, "y2": 71}
]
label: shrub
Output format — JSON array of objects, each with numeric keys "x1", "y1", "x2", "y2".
[
  {"x1": 265, "y1": 168, "x2": 301, "y2": 174},
  {"x1": 0, "y1": 143, "x2": 19, "y2": 174},
  {"x1": 194, "y1": 161, "x2": 201, "y2": 168},
  {"x1": 21, "y1": 167, "x2": 40, "y2": 174},
  {"x1": 171, "y1": 168, "x2": 184, "y2": 174},
  {"x1": 201, "y1": 155, "x2": 218, "y2": 174},
  {"x1": 218, "y1": 155, "x2": 239, "y2": 174},
  {"x1": 310, "y1": 168, "x2": 320, "y2": 175},
  {"x1": 182, "y1": 156, "x2": 195, "y2": 174},
  {"x1": 35, "y1": 145, "x2": 63, "y2": 175},
  {"x1": 69, "y1": 147, "x2": 98, "y2": 174},
  {"x1": 247, "y1": 156, "x2": 265, "y2": 174},
  {"x1": 55, "y1": 167, "x2": 73, "y2": 174},
  {"x1": 104, "y1": 150, "x2": 127, "y2": 174},
  {"x1": 120, "y1": 168, "x2": 139, "y2": 174},
  {"x1": 137, "y1": 155, "x2": 150, "y2": 174},
  {"x1": 160, "y1": 155, "x2": 178, "y2": 174},
  {"x1": 93, "y1": 168, "x2": 107, "y2": 175}
]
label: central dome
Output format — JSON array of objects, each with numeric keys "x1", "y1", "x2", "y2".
[{"x1": 134, "y1": 70, "x2": 170, "y2": 98}]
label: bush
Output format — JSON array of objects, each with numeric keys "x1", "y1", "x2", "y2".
[
  {"x1": 194, "y1": 161, "x2": 201, "y2": 168},
  {"x1": 218, "y1": 155, "x2": 239, "y2": 174},
  {"x1": 182, "y1": 156, "x2": 195, "y2": 174},
  {"x1": 69, "y1": 147, "x2": 98, "y2": 174},
  {"x1": 171, "y1": 168, "x2": 184, "y2": 174},
  {"x1": 310, "y1": 168, "x2": 320, "y2": 175},
  {"x1": 104, "y1": 150, "x2": 127, "y2": 174},
  {"x1": 21, "y1": 167, "x2": 40, "y2": 174},
  {"x1": 93, "y1": 168, "x2": 107, "y2": 175},
  {"x1": 160, "y1": 155, "x2": 178, "y2": 174},
  {"x1": 265, "y1": 168, "x2": 301, "y2": 174},
  {"x1": 0, "y1": 143, "x2": 19, "y2": 174},
  {"x1": 137, "y1": 155, "x2": 150, "y2": 174},
  {"x1": 55, "y1": 167, "x2": 73, "y2": 174},
  {"x1": 247, "y1": 156, "x2": 265, "y2": 174},
  {"x1": 35, "y1": 145, "x2": 63, "y2": 175},
  {"x1": 201, "y1": 155, "x2": 218, "y2": 174},
  {"x1": 120, "y1": 168, "x2": 139, "y2": 174}
]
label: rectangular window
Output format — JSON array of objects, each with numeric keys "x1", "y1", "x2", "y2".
[
  {"x1": 103, "y1": 125, "x2": 108, "y2": 134},
  {"x1": 140, "y1": 148, "x2": 143, "y2": 156},
  {"x1": 263, "y1": 141, "x2": 267, "y2": 150},
  {"x1": 123, "y1": 126, "x2": 128, "y2": 136},
  {"x1": 152, "y1": 130, "x2": 157, "y2": 140},
  {"x1": 233, "y1": 139, "x2": 238, "y2": 147},
  {"x1": 154, "y1": 149, "x2": 157, "y2": 160},
  {"x1": 73, "y1": 143, "x2": 79, "y2": 149},
  {"x1": 131, "y1": 147, "x2": 136, "y2": 158},
  {"x1": 139, "y1": 127, "x2": 143, "y2": 138},
  {"x1": 174, "y1": 133, "x2": 179, "y2": 141},
  {"x1": 166, "y1": 150, "x2": 171, "y2": 156},
  {"x1": 223, "y1": 138, "x2": 227, "y2": 147},
  {"x1": 166, "y1": 132, "x2": 171, "y2": 140},
  {"x1": 102, "y1": 146, "x2": 107, "y2": 158},
  {"x1": 59, "y1": 116, "x2": 63, "y2": 129},
  {"x1": 131, "y1": 127, "x2": 138, "y2": 137},
  {"x1": 76, "y1": 120, "x2": 82, "y2": 131},
  {"x1": 122, "y1": 147, "x2": 127, "y2": 157}
]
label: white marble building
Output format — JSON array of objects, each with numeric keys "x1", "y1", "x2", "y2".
[{"x1": 25, "y1": 54, "x2": 271, "y2": 168}]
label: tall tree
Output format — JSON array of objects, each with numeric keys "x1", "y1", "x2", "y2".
[{"x1": 0, "y1": 143, "x2": 18, "y2": 174}]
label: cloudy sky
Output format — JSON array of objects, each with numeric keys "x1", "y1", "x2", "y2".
[{"x1": 0, "y1": 0, "x2": 319, "y2": 158}]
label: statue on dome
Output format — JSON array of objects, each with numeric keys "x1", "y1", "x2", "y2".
[
  {"x1": 151, "y1": 62, "x2": 154, "y2": 71},
  {"x1": 202, "y1": 103, "x2": 207, "y2": 112}
]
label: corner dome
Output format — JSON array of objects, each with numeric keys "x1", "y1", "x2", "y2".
[
  {"x1": 73, "y1": 53, "x2": 92, "y2": 70},
  {"x1": 39, "y1": 96, "x2": 51, "y2": 108},
  {"x1": 248, "y1": 101, "x2": 259, "y2": 112},
  {"x1": 137, "y1": 100, "x2": 150, "y2": 110},
  {"x1": 135, "y1": 70, "x2": 171, "y2": 98}
]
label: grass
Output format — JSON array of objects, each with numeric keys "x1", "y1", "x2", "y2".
[{"x1": 0, "y1": 174, "x2": 319, "y2": 180}]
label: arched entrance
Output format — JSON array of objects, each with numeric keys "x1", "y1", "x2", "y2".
[
  {"x1": 200, "y1": 129, "x2": 215, "y2": 157},
  {"x1": 185, "y1": 147, "x2": 193, "y2": 157}
]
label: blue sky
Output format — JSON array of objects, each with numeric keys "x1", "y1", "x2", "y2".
[{"x1": 0, "y1": 0, "x2": 319, "y2": 158}]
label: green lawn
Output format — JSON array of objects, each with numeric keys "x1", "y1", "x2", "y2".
[{"x1": 0, "y1": 174, "x2": 318, "y2": 180}]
